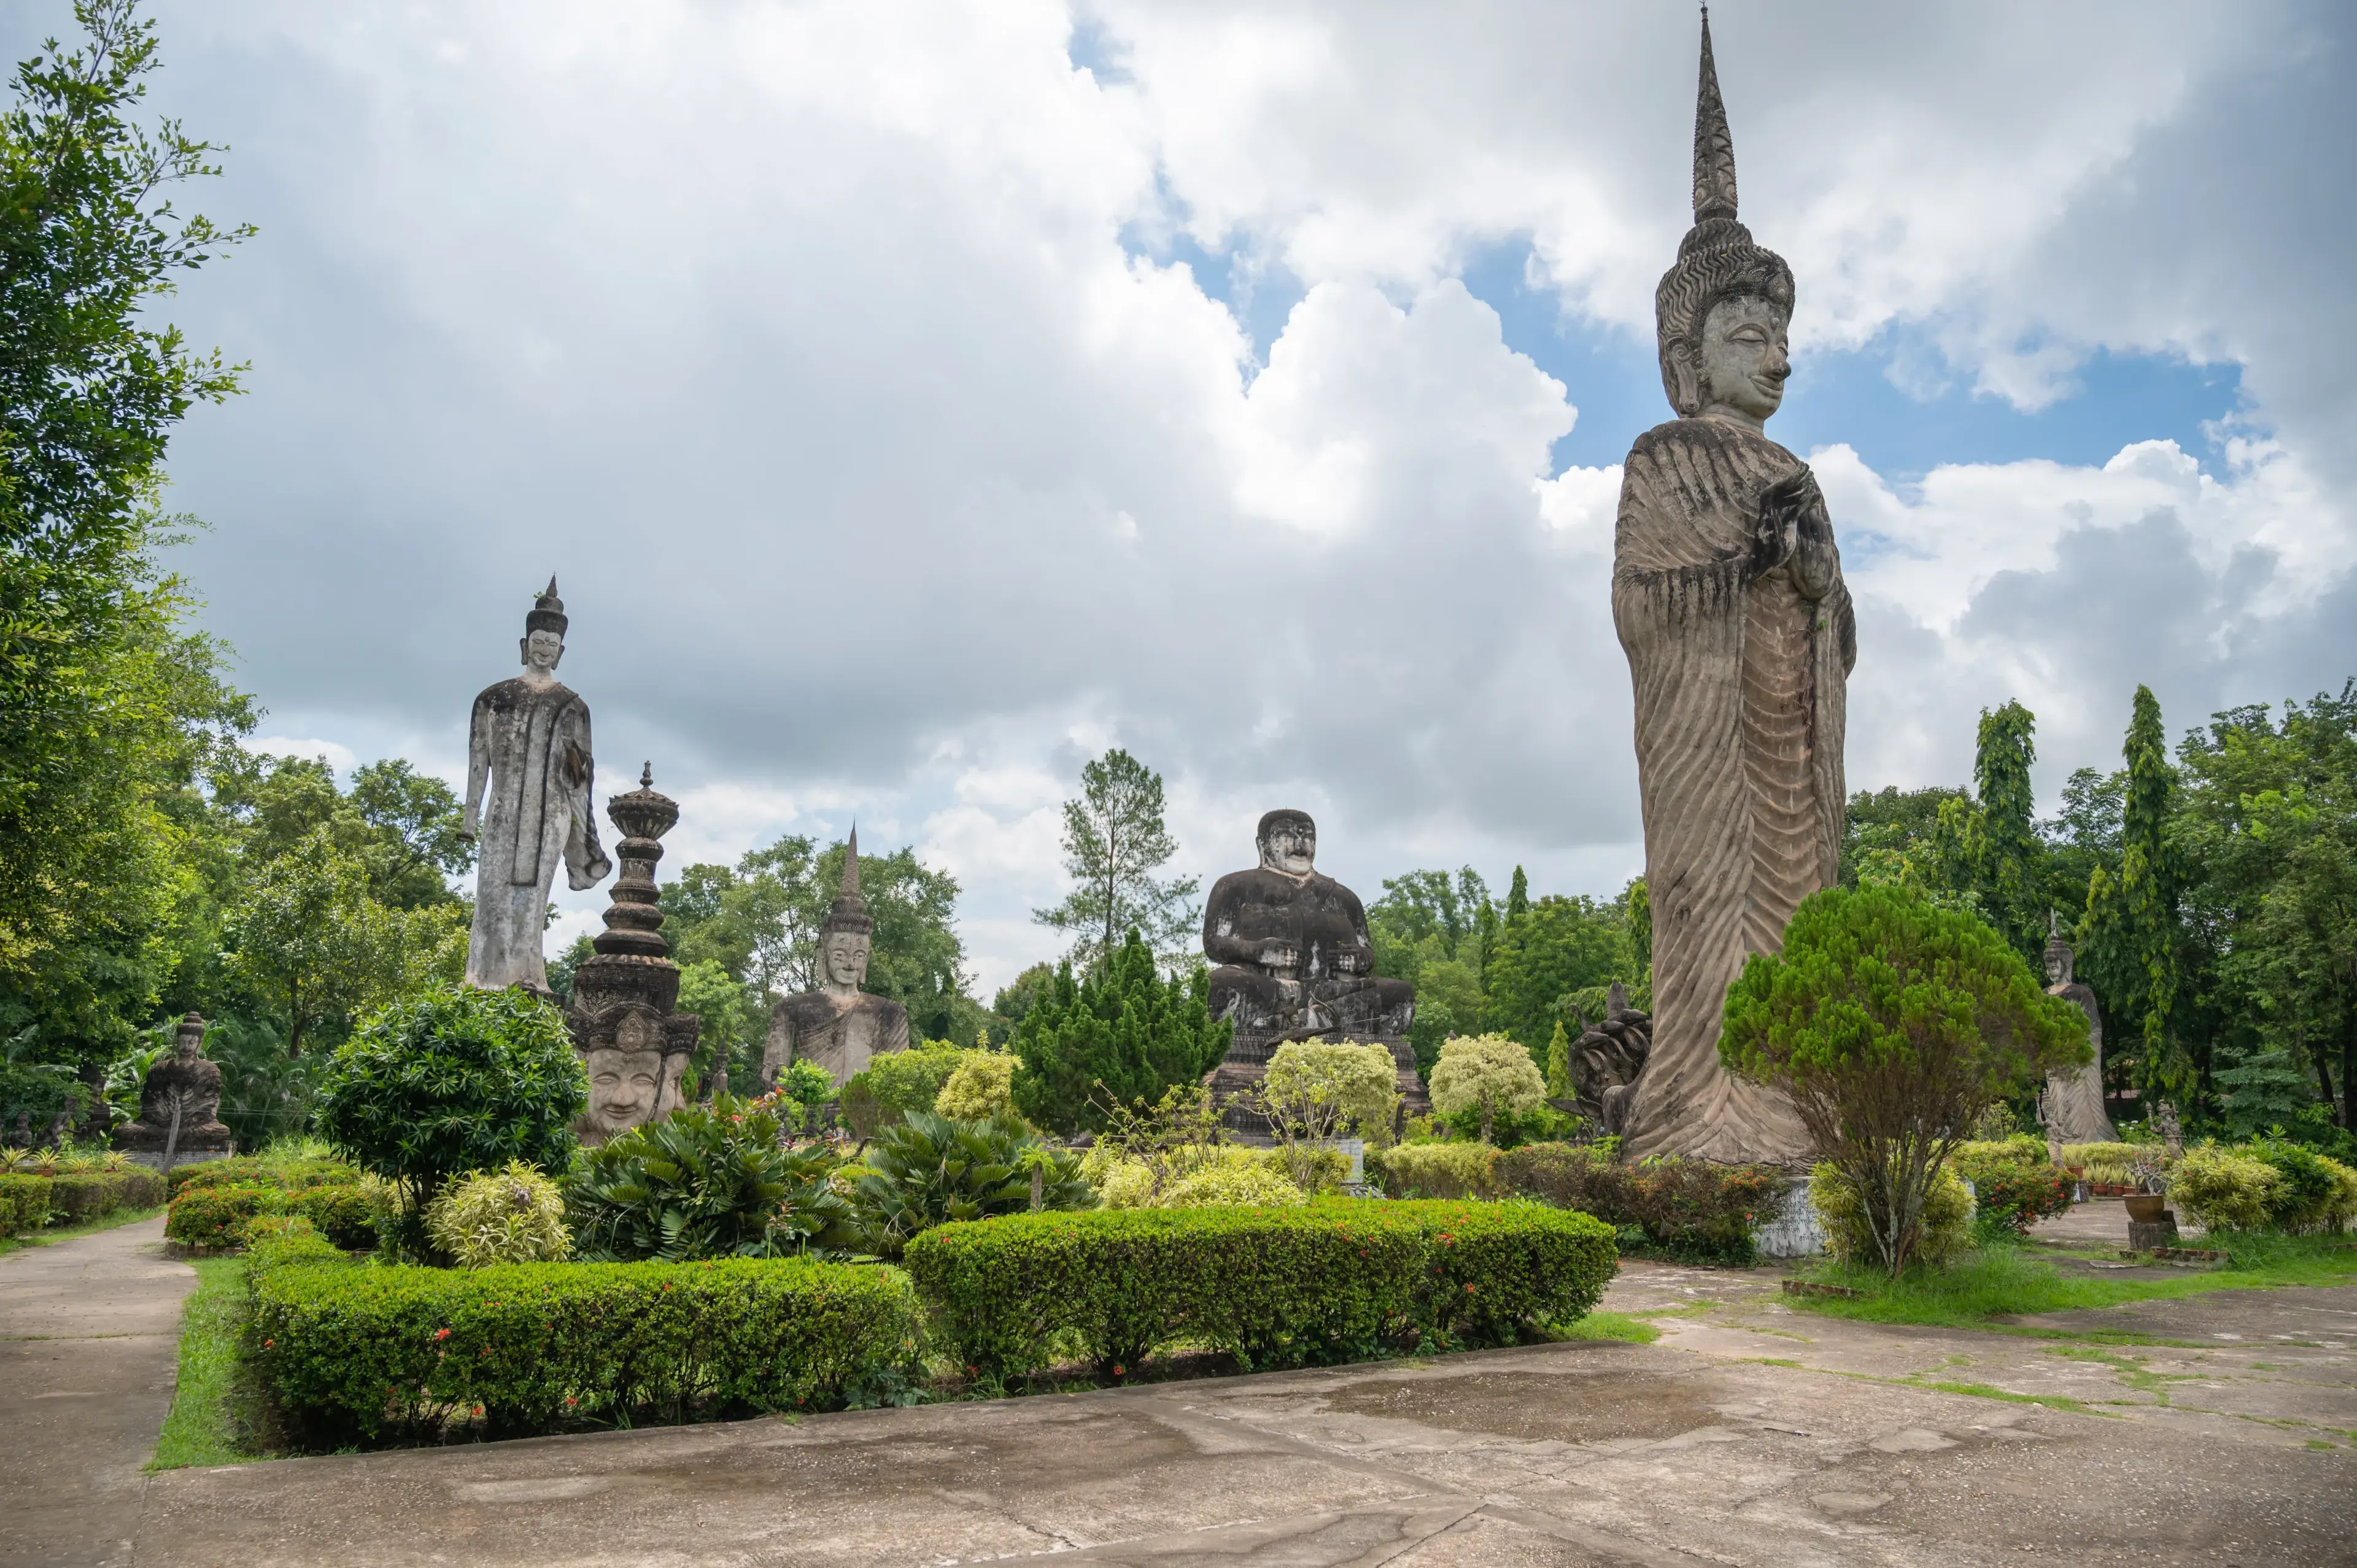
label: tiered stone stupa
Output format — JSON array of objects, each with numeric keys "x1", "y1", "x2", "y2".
[{"x1": 566, "y1": 765, "x2": 701, "y2": 1145}]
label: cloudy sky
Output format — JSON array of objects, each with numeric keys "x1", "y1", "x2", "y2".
[{"x1": 20, "y1": 1, "x2": 2355, "y2": 992}]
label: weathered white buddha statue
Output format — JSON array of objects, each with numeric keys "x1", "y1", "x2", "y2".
[{"x1": 1615, "y1": 16, "x2": 1856, "y2": 1164}]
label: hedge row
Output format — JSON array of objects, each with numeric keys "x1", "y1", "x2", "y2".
[
  {"x1": 0, "y1": 1174, "x2": 52, "y2": 1235},
  {"x1": 903, "y1": 1198, "x2": 1616, "y2": 1381},
  {"x1": 168, "y1": 1156, "x2": 357, "y2": 1198},
  {"x1": 166, "y1": 1183, "x2": 375, "y2": 1251},
  {"x1": 0, "y1": 1169, "x2": 167, "y2": 1235},
  {"x1": 1366, "y1": 1142, "x2": 1783, "y2": 1264},
  {"x1": 249, "y1": 1249, "x2": 922, "y2": 1444}
]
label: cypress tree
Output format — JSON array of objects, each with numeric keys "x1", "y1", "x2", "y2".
[
  {"x1": 1008, "y1": 930, "x2": 1231, "y2": 1134},
  {"x1": 1972, "y1": 700, "x2": 2042, "y2": 960},
  {"x1": 2080, "y1": 686, "x2": 2187, "y2": 1102}
]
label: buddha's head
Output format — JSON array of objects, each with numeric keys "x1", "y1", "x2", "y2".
[
  {"x1": 1257, "y1": 809, "x2": 1317, "y2": 878},
  {"x1": 2044, "y1": 916, "x2": 2075, "y2": 987},
  {"x1": 583, "y1": 1011, "x2": 669, "y2": 1137},
  {"x1": 519, "y1": 576, "x2": 567, "y2": 673},
  {"x1": 819, "y1": 827, "x2": 875, "y2": 993},
  {"x1": 174, "y1": 1011, "x2": 205, "y2": 1063},
  {"x1": 1654, "y1": 11, "x2": 1796, "y2": 428}
]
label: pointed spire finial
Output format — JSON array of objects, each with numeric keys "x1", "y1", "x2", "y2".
[
  {"x1": 1692, "y1": 4, "x2": 1739, "y2": 225},
  {"x1": 544, "y1": 574, "x2": 559, "y2": 598},
  {"x1": 841, "y1": 823, "x2": 861, "y2": 895},
  {"x1": 641, "y1": 761, "x2": 653, "y2": 789}
]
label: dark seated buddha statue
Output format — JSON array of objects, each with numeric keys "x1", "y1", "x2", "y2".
[
  {"x1": 113, "y1": 1012, "x2": 234, "y2": 1167},
  {"x1": 1204, "y1": 809, "x2": 1415, "y2": 1041}
]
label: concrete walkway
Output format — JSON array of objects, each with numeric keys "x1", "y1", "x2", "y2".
[
  {"x1": 0, "y1": 1216, "x2": 195, "y2": 1568},
  {"x1": 130, "y1": 1261, "x2": 2357, "y2": 1566}
]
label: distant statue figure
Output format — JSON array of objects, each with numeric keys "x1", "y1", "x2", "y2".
[
  {"x1": 460, "y1": 578, "x2": 612, "y2": 993},
  {"x1": 114, "y1": 1013, "x2": 234, "y2": 1168},
  {"x1": 764, "y1": 829, "x2": 911, "y2": 1088},
  {"x1": 1569, "y1": 982, "x2": 1654, "y2": 1136},
  {"x1": 1202, "y1": 809, "x2": 1416, "y2": 1042},
  {"x1": 1614, "y1": 15, "x2": 1855, "y2": 1164},
  {"x1": 2043, "y1": 914, "x2": 2119, "y2": 1146}
]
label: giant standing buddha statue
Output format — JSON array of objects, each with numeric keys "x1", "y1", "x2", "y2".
[
  {"x1": 1614, "y1": 13, "x2": 1856, "y2": 1164},
  {"x1": 460, "y1": 578, "x2": 613, "y2": 994}
]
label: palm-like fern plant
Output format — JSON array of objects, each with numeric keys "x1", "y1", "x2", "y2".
[
  {"x1": 564, "y1": 1096, "x2": 857, "y2": 1262},
  {"x1": 851, "y1": 1111, "x2": 1093, "y2": 1258}
]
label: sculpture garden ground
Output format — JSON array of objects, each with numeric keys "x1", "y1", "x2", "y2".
[{"x1": 5, "y1": 1201, "x2": 2353, "y2": 1567}]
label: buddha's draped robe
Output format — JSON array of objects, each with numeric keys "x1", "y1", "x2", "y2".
[
  {"x1": 465, "y1": 677, "x2": 610, "y2": 991},
  {"x1": 765, "y1": 991, "x2": 912, "y2": 1088},
  {"x1": 2045, "y1": 981, "x2": 2119, "y2": 1145},
  {"x1": 1612, "y1": 417, "x2": 1856, "y2": 1164}
]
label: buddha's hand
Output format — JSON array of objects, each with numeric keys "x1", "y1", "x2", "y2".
[
  {"x1": 1753, "y1": 466, "x2": 1835, "y2": 597},
  {"x1": 1258, "y1": 944, "x2": 1299, "y2": 970}
]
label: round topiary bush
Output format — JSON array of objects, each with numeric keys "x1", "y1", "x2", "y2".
[
  {"x1": 313, "y1": 985, "x2": 586, "y2": 1253},
  {"x1": 934, "y1": 1050, "x2": 1017, "y2": 1122},
  {"x1": 425, "y1": 1161, "x2": 571, "y2": 1267}
]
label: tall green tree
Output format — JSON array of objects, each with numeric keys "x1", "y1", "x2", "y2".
[
  {"x1": 1367, "y1": 867, "x2": 1493, "y2": 1081},
  {"x1": 1971, "y1": 700, "x2": 2043, "y2": 960},
  {"x1": 0, "y1": 1, "x2": 252, "y2": 1065},
  {"x1": 1485, "y1": 894, "x2": 1635, "y2": 1056},
  {"x1": 1032, "y1": 748, "x2": 1199, "y2": 968},
  {"x1": 1008, "y1": 931, "x2": 1230, "y2": 1134},
  {"x1": 2081, "y1": 686, "x2": 2189, "y2": 1102},
  {"x1": 220, "y1": 829, "x2": 402, "y2": 1059}
]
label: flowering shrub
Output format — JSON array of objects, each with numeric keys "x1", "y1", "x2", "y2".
[
  {"x1": 1948, "y1": 1149, "x2": 2073, "y2": 1238},
  {"x1": 903, "y1": 1199, "x2": 1615, "y2": 1382},
  {"x1": 164, "y1": 1180, "x2": 373, "y2": 1250}
]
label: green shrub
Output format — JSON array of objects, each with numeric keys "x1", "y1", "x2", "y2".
[
  {"x1": 1720, "y1": 883, "x2": 2089, "y2": 1275},
  {"x1": 313, "y1": 986, "x2": 586, "y2": 1253},
  {"x1": 1811, "y1": 1163, "x2": 1973, "y2": 1269},
  {"x1": 1008, "y1": 935, "x2": 1232, "y2": 1135},
  {"x1": 1956, "y1": 1136, "x2": 2049, "y2": 1166},
  {"x1": 2247, "y1": 1139, "x2": 2357, "y2": 1234},
  {"x1": 2168, "y1": 1145, "x2": 2280, "y2": 1231},
  {"x1": 425, "y1": 1162, "x2": 571, "y2": 1267},
  {"x1": 565, "y1": 1097, "x2": 855, "y2": 1262},
  {"x1": 1949, "y1": 1151, "x2": 2072, "y2": 1238},
  {"x1": 290, "y1": 1185, "x2": 377, "y2": 1250},
  {"x1": 851, "y1": 1110, "x2": 1093, "y2": 1258},
  {"x1": 251, "y1": 1256, "x2": 920, "y2": 1445},
  {"x1": 0, "y1": 1174, "x2": 53, "y2": 1234},
  {"x1": 166, "y1": 1183, "x2": 280, "y2": 1249},
  {"x1": 1259, "y1": 1041, "x2": 1400, "y2": 1146},
  {"x1": 246, "y1": 1215, "x2": 353, "y2": 1275},
  {"x1": 1161, "y1": 1157, "x2": 1306, "y2": 1208},
  {"x1": 1094, "y1": 1145, "x2": 1333, "y2": 1208},
  {"x1": 932, "y1": 1050, "x2": 1016, "y2": 1122},
  {"x1": 1366, "y1": 1141, "x2": 1505, "y2": 1200},
  {"x1": 904, "y1": 1199, "x2": 1616, "y2": 1382},
  {"x1": 47, "y1": 1168, "x2": 164, "y2": 1222},
  {"x1": 168, "y1": 1156, "x2": 356, "y2": 1198},
  {"x1": 1426, "y1": 1034, "x2": 1547, "y2": 1145},
  {"x1": 164, "y1": 1181, "x2": 371, "y2": 1250},
  {"x1": 1499, "y1": 1144, "x2": 1783, "y2": 1264},
  {"x1": 854, "y1": 1041, "x2": 967, "y2": 1129}
]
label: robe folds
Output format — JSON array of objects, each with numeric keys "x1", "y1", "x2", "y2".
[
  {"x1": 1612, "y1": 417, "x2": 1856, "y2": 1165},
  {"x1": 465, "y1": 677, "x2": 610, "y2": 992}
]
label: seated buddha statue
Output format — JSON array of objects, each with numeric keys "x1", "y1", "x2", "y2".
[
  {"x1": 1202, "y1": 809, "x2": 1415, "y2": 1041},
  {"x1": 113, "y1": 1013, "x2": 234, "y2": 1165}
]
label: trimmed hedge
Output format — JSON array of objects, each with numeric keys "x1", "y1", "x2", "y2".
[
  {"x1": 166, "y1": 1182, "x2": 374, "y2": 1251},
  {"x1": 0, "y1": 1174, "x2": 53, "y2": 1235},
  {"x1": 48, "y1": 1168, "x2": 166, "y2": 1222},
  {"x1": 903, "y1": 1197, "x2": 1616, "y2": 1381},
  {"x1": 1499, "y1": 1144, "x2": 1783, "y2": 1264},
  {"x1": 168, "y1": 1156, "x2": 356, "y2": 1199},
  {"x1": 250, "y1": 1254, "x2": 921, "y2": 1445}
]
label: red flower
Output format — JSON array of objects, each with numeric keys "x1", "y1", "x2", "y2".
[
  {"x1": 262, "y1": 1338, "x2": 274, "y2": 1349},
  {"x1": 433, "y1": 1327, "x2": 451, "y2": 1340}
]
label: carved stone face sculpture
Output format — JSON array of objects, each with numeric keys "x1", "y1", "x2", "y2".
[
  {"x1": 1259, "y1": 816, "x2": 1317, "y2": 878},
  {"x1": 1693, "y1": 295, "x2": 1789, "y2": 428},
  {"x1": 2045, "y1": 943, "x2": 2072, "y2": 987},
  {"x1": 585, "y1": 1044, "x2": 666, "y2": 1135},
  {"x1": 821, "y1": 929, "x2": 871, "y2": 991},
  {"x1": 518, "y1": 627, "x2": 565, "y2": 674}
]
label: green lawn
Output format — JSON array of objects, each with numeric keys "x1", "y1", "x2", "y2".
[
  {"x1": 150, "y1": 1255, "x2": 277, "y2": 1470},
  {"x1": 1551, "y1": 1310, "x2": 1662, "y2": 1344},
  {"x1": 0, "y1": 1203, "x2": 166, "y2": 1259},
  {"x1": 1783, "y1": 1234, "x2": 2357, "y2": 1333}
]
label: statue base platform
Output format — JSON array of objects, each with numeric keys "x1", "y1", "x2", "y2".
[
  {"x1": 120, "y1": 1147, "x2": 234, "y2": 1173},
  {"x1": 1205, "y1": 1028, "x2": 1430, "y2": 1137}
]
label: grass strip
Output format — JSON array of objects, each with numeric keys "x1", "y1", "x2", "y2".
[
  {"x1": 0, "y1": 1203, "x2": 167, "y2": 1259},
  {"x1": 1550, "y1": 1310, "x2": 1661, "y2": 1345},
  {"x1": 1780, "y1": 1235, "x2": 2357, "y2": 1331},
  {"x1": 150, "y1": 1255, "x2": 275, "y2": 1470}
]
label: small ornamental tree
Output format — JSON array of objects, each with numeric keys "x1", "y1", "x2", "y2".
[
  {"x1": 1718, "y1": 884, "x2": 2089, "y2": 1275},
  {"x1": 1010, "y1": 930, "x2": 1231, "y2": 1134},
  {"x1": 1427, "y1": 1033, "x2": 1547, "y2": 1145},
  {"x1": 314, "y1": 985, "x2": 586, "y2": 1252},
  {"x1": 1258, "y1": 1040, "x2": 1400, "y2": 1147}
]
